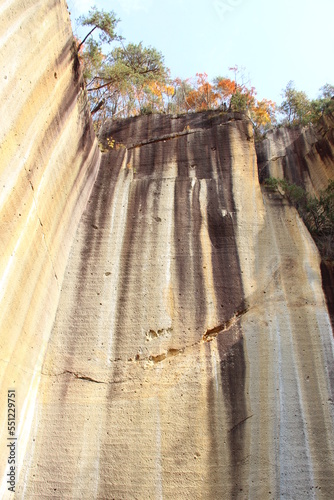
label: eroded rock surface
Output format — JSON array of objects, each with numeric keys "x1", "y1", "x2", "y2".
[{"x1": 17, "y1": 113, "x2": 334, "y2": 499}]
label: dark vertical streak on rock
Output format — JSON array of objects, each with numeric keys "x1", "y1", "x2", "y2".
[
  {"x1": 283, "y1": 132, "x2": 311, "y2": 188},
  {"x1": 191, "y1": 179, "x2": 207, "y2": 331},
  {"x1": 321, "y1": 261, "x2": 334, "y2": 332},
  {"x1": 57, "y1": 150, "x2": 125, "y2": 402},
  {"x1": 212, "y1": 124, "x2": 248, "y2": 495},
  {"x1": 314, "y1": 138, "x2": 334, "y2": 164},
  {"x1": 174, "y1": 133, "x2": 207, "y2": 337},
  {"x1": 78, "y1": 150, "x2": 125, "y2": 273},
  {"x1": 175, "y1": 132, "x2": 189, "y2": 179},
  {"x1": 111, "y1": 181, "x2": 150, "y2": 361},
  {"x1": 206, "y1": 360, "x2": 225, "y2": 499},
  {"x1": 75, "y1": 150, "x2": 124, "y2": 299},
  {"x1": 214, "y1": 125, "x2": 237, "y2": 214},
  {"x1": 174, "y1": 132, "x2": 191, "y2": 329},
  {"x1": 136, "y1": 140, "x2": 157, "y2": 179},
  {"x1": 210, "y1": 126, "x2": 245, "y2": 320},
  {"x1": 173, "y1": 179, "x2": 191, "y2": 300},
  {"x1": 218, "y1": 330, "x2": 248, "y2": 499}
]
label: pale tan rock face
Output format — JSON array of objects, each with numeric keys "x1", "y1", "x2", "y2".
[
  {"x1": 0, "y1": 1, "x2": 100, "y2": 495},
  {"x1": 11, "y1": 112, "x2": 334, "y2": 499},
  {"x1": 256, "y1": 115, "x2": 334, "y2": 194}
]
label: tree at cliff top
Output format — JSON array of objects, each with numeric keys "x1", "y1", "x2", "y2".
[
  {"x1": 183, "y1": 73, "x2": 220, "y2": 111},
  {"x1": 77, "y1": 6, "x2": 169, "y2": 126},
  {"x1": 77, "y1": 6, "x2": 121, "y2": 49},
  {"x1": 279, "y1": 81, "x2": 312, "y2": 126},
  {"x1": 309, "y1": 84, "x2": 334, "y2": 123},
  {"x1": 166, "y1": 68, "x2": 276, "y2": 133},
  {"x1": 279, "y1": 81, "x2": 334, "y2": 127},
  {"x1": 86, "y1": 42, "x2": 168, "y2": 122}
]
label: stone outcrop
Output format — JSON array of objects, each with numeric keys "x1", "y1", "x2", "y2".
[
  {"x1": 256, "y1": 114, "x2": 334, "y2": 195},
  {"x1": 13, "y1": 111, "x2": 334, "y2": 498},
  {"x1": 0, "y1": 1, "x2": 100, "y2": 495}
]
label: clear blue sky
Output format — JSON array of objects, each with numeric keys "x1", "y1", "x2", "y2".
[{"x1": 67, "y1": 0, "x2": 334, "y2": 106}]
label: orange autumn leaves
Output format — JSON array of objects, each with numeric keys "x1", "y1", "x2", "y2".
[
  {"x1": 252, "y1": 98, "x2": 276, "y2": 128},
  {"x1": 144, "y1": 71, "x2": 276, "y2": 131},
  {"x1": 185, "y1": 73, "x2": 220, "y2": 110},
  {"x1": 182, "y1": 72, "x2": 276, "y2": 130}
]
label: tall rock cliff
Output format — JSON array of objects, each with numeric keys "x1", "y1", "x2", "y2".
[
  {"x1": 0, "y1": 1, "x2": 100, "y2": 495},
  {"x1": 1, "y1": 4, "x2": 334, "y2": 499},
  {"x1": 13, "y1": 111, "x2": 334, "y2": 498}
]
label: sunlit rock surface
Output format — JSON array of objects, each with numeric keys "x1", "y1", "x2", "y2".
[
  {"x1": 0, "y1": 1, "x2": 100, "y2": 495},
  {"x1": 15, "y1": 112, "x2": 334, "y2": 499}
]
